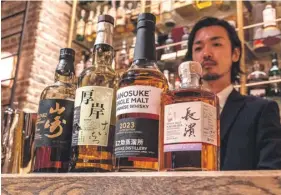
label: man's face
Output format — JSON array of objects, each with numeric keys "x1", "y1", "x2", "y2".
[{"x1": 191, "y1": 25, "x2": 240, "y2": 81}]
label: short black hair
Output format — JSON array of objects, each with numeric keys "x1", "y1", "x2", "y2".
[{"x1": 184, "y1": 17, "x2": 243, "y2": 83}]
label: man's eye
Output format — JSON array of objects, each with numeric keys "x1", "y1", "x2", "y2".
[
  {"x1": 213, "y1": 43, "x2": 222, "y2": 47},
  {"x1": 194, "y1": 47, "x2": 201, "y2": 51}
]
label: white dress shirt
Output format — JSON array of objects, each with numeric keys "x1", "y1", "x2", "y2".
[{"x1": 216, "y1": 85, "x2": 234, "y2": 114}]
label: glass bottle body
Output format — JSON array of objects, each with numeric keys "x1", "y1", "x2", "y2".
[
  {"x1": 69, "y1": 45, "x2": 116, "y2": 172},
  {"x1": 33, "y1": 63, "x2": 76, "y2": 173},
  {"x1": 268, "y1": 65, "x2": 281, "y2": 96},
  {"x1": 159, "y1": 87, "x2": 220, "y2": 171},
  {"x1": 115, "y1": 60, "x2": 168, "y2": 171}
]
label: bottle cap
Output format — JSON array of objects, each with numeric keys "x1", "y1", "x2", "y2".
[
  {"x1": 59, "y1": 48, "x2": 75, "y2": 61},
  {"x1": 178, "y1": 61, "x2": 202, "y2": 82},
  {"x1": 137, "y1": 13, "x2": 156, "y2": 23},
  {"x1": 137, "y1": 20, "x2": 155, "y2": 30},
  {"x1": 98, "y1": 14, "x2": 114, "y2": 25}
]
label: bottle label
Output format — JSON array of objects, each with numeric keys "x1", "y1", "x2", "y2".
[
  {"x1": 116, "y1": 85, "x2": 162, "y2": 116},
  {"x1": 76, "y1": 21, "x2": 85, "y2": 36},
  {"x1": 85, "y1": 23, "x2": 92, "y2": 36},
  {"x1": 114, "y1": 118, "x2": 158, "y2": 158},
  {"x1": 249, "y1": 89, "x2": 266, "y2": 97},
  {"x1": 35, "y1": 99, "x2": 74, "y2": 149},
  {"x1": 72, "y1": 86, "x2": 113, "y2": 146},
  {"x1": 164, "y1": 101, "x2": 217, "y2": 152}
]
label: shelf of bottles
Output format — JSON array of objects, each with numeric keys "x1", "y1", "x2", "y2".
[{"x1": 72, "y1": 1, "x2": 281, "y2": 98}]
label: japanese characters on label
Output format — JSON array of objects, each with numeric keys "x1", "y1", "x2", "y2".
[
  {"x1": 164, "y1": 101, "x2": 217, "y2": 152},
  {"x1": 114, "y1": 118, "x2": 159, "y2": 158},
  {"x1": 116, "y1": 86, "x2": 162, "y2": 116},
  {"x1": 35, "y1": 100, "x2": 74, "y2": 149},
  {"x1": 73, "y1": 86, "x2": 113, "y2": 146}
]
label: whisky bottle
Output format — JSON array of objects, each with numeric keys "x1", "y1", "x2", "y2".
[
  {"x1": 75, "y1": 52, "x2": 86, "y2": 77},
  {"x1": 69, "y1": 15, "x2": 116, "y2": 172},
  {"x1": 114, "y1": 13, "x2": 168, "y2": 171},
  {"x1": 160, "y1": 0, "x2": 176, "y2": 29},
  {"x1": 125, "y1": 2, "x2": 135, "y2": 33},
  {"x1": 85, "y1": 11, "x2": 94, "y2": 42},
  {"x1": 170, "y1": 73, "x2": 176, "y2": 90},
  {"x1": 128, "y1": 36, "x2": 136, "y2": 64},
  {"x1": 247, "y1": 61, "x2": 268, "y2": 97},
  {"x1": 164, "y1": 33, "x2": 174, "y2": 54},
  {"x1": 115, "y1": 0, "x2": 126, "y2": 33},
  {"x1": 159, "y1": 61, "x2": 220, "y2": 171},
  {"x1": 92, "y1": 5, "x2": 101, "y2": 40},
  {"x1": 164, "y1": 70, "x2": 173, "y2": 90},
  {"x1": 268, "y1": 52, "x2": 281, "y2": 96},
  {"x1": 108, "y1": 0, "x2": 117, "y2": 21},
  {"x1": 76, "y1": 10, "x2": 86, "y2": 41},
  {"x1": 181, "y1": 26, "x2": 189, "y2": 50},
  {"x1": 118, "y1": 40, "x2": 129, "y2": 70},
  {"x1": 33, "y1": 48, "x2": 76, "y2": 172},
  {"x1": 150, "y1": 0, "x2": 160, "y2": 24}
]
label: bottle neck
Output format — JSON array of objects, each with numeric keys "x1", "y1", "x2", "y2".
[
  {"x1": 133, "y1": 26, "x2": 156, "y2": 65},
  {"x1": 92, "y1": 21, "x2": 114, "y2": 67},
  {"x1": 180, "y1": 74, "x2": 201, "y2": 89},
  {"x1": 272, "y1": 58, "x2": 278, "y2": 67},
  {"x1": 55, "y1": 58, "x2": 75, "y2": 83},
  {"x1": 93, "y1": 44, "x2": 114, "y2": 67}
]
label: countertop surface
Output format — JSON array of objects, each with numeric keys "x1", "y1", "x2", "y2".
[{"x1": 2, "y1": 171, "x2": 281, "y2": 195}]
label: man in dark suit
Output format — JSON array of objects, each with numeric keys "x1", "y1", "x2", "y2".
[{"x1": 184, "y1": 17, "x2": 281, "y2": 170}]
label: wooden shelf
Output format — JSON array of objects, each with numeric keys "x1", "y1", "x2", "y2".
[
  {"x1": 2, "y1": 171, "x2": 281, "y2": 194},
  {"x1": 234, "y1": 79, "x2": 281, "y2": 88}
]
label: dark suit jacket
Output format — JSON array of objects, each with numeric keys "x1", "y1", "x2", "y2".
[{"x1": 220, "y1": 89, "x2": 281, "y2": 170}]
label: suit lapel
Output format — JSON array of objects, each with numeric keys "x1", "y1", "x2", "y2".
[{"x1": 220, "y1": 89, "x2": 246, "y2": 140}]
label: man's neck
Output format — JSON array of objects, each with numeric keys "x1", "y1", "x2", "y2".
[{"x1": 203, "y1": 77, "x2": 232, "y2": 94}]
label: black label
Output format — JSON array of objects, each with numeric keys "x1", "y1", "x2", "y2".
[
  {"x1": 114, "y1": 118, "x2": 158, "y2": 158},
  {"x1": 35, "y1": 99, "x2": 74, "y2": 149}
]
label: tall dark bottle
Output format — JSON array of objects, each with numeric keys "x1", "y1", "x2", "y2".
[
  {"x1": 33, "y1": 48, "x2": 76, "y2": 172},
  {"x1": 268, "y1": 52, "x2": 281, "y2": 96},
  {"x1": 69, "y1": 15, "x2": 116, "y2": 172},
  {"x1": 114, "y1": 13, "x2": 168, "y2": 171}
]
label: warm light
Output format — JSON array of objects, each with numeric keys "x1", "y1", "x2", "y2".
[{"x1": 1, "y1": 52, "x2": 17, "y2": 87}]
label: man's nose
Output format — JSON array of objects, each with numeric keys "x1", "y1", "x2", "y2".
[{"x1": 202, "y1": 46, "x2": 213, "y2": 59}]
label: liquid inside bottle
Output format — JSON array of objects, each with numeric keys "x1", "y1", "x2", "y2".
[{"x1": 159, "y1": 61, "x2": 220, "y2": 171}]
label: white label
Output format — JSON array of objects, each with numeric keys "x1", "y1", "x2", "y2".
[
  {"x1": 250, "y1": 89, "x2": 266, "y2": 96},
  {"x1": 74, "y1": 86, "x2": 113, "y2": 146},
  {"x1": 116, "y1": 85, "x2": 162, "y2": 116},
  {"x1": 161, "y1": 52, "x2": 177, "y2": 61},
  {"x1": 177, "y1": 49, "x2": 188, "y2": 58},
  {"x1": 263, "y1": 8, "x2": 276, "y2": 27},
  {"x1": 76, "y1": 21, "x2": 85, "y2": 36},
  {"x1": 164, "y1": 101, "x2": 217, "y2": 147}
]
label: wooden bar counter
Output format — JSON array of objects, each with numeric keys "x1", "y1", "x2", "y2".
[{"x1": 2, "y1": 171, "x2": 281, "y2": 195}]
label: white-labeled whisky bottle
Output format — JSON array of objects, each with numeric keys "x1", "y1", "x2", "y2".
[
  {"x1": 159, "y1": 61, "x2": 220, "y2": 171},
  {"x1": 114, "y1": 13, "x2": 168, "y2": 171},
  {"x1": 76, "y1": 10, "x2": 86, "y2": 41},
  {"x1": 33, "y1": 48, "x2": 76, "y2": 172},
  {"x1": 69, "y1": 15, "x2": 116, "y2": 172}
]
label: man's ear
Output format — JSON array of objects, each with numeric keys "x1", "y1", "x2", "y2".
[{"x1": 232, "y1": 48, "x2": 240, "y2": 62}]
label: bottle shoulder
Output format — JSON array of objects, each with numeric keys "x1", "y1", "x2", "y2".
[
  {"x1": 40, "y1": 82, "x2": 76, "y2": 101},
  {"x1": 163, "y1": 87, "x2": 218, "y2": 106},
  {"x1": 78, "y1": 66, "x2": 117, "y2": 88},
  {"x1": 119, "y1": 67, "x2": 168, "y2": 91}
]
